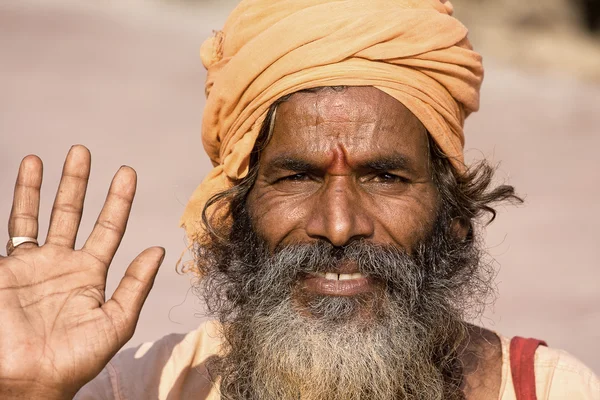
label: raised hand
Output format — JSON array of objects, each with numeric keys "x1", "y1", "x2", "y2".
[{"x1": 0, "y1": 146, "x2": 165, "y2": 399}]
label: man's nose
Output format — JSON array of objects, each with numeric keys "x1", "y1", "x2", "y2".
[{"x1": 305, "y1": 176, "x2": 374, "y2": 246}]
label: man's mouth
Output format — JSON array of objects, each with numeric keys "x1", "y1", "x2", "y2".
[{"x1": 301, "y1": 272, "x2": 374, "y2": 296}]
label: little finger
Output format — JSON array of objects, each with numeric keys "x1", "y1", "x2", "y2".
[{"x1": 7, "y1": 155, "x2": 43, "y2": 252}]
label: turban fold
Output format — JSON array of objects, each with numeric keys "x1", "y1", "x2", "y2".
[{"x1": 181, "y1": 0, "x2": 484, "y2": 242}]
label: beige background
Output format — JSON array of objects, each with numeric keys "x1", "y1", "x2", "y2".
[{"x1": 1, "y1": 0, "x2": 599, "y2": 374}]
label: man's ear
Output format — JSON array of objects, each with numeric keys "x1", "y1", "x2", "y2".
[{"x1": 450, "y1": 217, "x2": 472, "y2": 242}]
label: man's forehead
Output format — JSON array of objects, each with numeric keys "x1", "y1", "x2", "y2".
[
  {"x1": 276, "y1": 86, "x2": 417, "y2": 125},
  {"x1": 270, "y1": 86, "x2": 428, "y2": 152},
  {"x1": 262, "y1": 86, "x2": 430, "y2": 171}
]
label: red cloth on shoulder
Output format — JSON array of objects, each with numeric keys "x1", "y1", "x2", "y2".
[{"x1": 510, "y1": 337, "x2": 548, "y2": 400}]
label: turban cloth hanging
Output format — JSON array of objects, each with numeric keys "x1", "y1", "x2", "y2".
[{"x1": 180, "y1": 0, "x2": 484, "y2": 242}]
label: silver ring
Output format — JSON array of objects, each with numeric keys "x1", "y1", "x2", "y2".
[{"x1": 6, "y1": 236, "x2": 39, "y2": 256}]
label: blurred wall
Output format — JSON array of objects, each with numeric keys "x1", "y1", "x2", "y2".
[
  {"x1": 451, "y1": 0, "x2": 600, "y2": 81},
  {"x1": 1, "y1": 0, "x2": 598, "y2": 374}
]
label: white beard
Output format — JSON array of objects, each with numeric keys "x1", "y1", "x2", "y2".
[{"x1": 222, "y1": 294, "x2": 459, "y2": 400}]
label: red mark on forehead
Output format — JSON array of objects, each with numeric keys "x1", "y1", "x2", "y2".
[{"x1": 326, "y1": 145, "x2": 352, "y2": 175}]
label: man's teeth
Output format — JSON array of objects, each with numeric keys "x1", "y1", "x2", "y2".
[{"x1": 316, "y1": 272, "x2": 365, "y2": 280}]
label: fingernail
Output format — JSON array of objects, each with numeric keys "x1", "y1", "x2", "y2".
[{"x1": 159, "y1": 249, "x2": 166, "y2": 264}]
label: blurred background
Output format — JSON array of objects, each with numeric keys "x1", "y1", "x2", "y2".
[{"x1": 1, "y1": 0, "x2": 599, "y2": 374}]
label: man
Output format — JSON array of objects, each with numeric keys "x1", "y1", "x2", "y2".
[{"x1": 0, "y1": 0, "x2": 598, "y2": 399}]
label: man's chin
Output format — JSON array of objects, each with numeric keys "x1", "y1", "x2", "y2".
[
  {"x1": 291, "y1": 288, "x2": 388, "y2": 326},
  {"x1": 215, "y1": 289, "x2": 456, "y2": 400}
]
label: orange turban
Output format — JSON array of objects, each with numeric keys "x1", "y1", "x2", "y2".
[{"x1": 180, "y1": 0, "x2": 484, "y2": 242}]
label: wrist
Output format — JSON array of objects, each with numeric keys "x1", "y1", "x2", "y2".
[{"x1": 0, "y1": 383, "x2": 76, "y2": 400}]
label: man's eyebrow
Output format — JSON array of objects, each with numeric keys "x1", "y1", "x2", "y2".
[
  {"x1": 267, "y1": 156, "x2": 315, "y2": 172},
  {"x1": 359, "y1": 154, "x2": 416, "y2": 174},
  {"x1": 265, "y1": 154, "x2": 417, "y2": 173}
]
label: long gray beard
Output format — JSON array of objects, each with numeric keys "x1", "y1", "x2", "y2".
[
  {"x1": 227, "y1": 295, "x2": 461, "y2": 400},
  {"x1": 196, "y1": 208, "x2": 491, "y2": 400}
]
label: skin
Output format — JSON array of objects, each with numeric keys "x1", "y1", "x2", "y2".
[
  {"x1": 0, "y1": 146, "x2": 164, "y2": 399},
  {"x1": 247, "y1": 87, "x2": 439, "y2": 300},
  {"x1": 247, "y1": 87, "x2": 439, "y2": 252},
  {"x1": 247, "y1": 86, "x2": 502, "y2": 398},
  {"x1": 0, "y1": 87, "x2": 500, "y2": 399}
]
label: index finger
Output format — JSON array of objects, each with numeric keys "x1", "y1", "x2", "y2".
[{"x1": 81, "y1": 166, "x2": 137, "y2": 267}]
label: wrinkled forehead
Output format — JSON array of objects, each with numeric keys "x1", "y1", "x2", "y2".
[
  {"x1": 268, "y1": 86, "x2": 429, "y2": 156},
  {"x1": 277, "y1": 86, "x2": 422, "y2": 123}
]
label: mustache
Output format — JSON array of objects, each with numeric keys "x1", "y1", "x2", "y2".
[
  {"x1": 200, "y1": 199, "x2": 490, "y2": 321},
  {"x1": 228, "y1": 239, "x2": 425, "y2": 311},
  {"x1": 266, "y1": 240, "x2": 421, "y2": 284}
]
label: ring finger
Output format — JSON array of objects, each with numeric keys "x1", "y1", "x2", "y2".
[{"x1": 45, "y1": 145, "x2": 91, "y2": 248}]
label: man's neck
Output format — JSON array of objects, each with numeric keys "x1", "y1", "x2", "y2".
[{"x1": 460, "y1": 325, "x2": 503, "y2": 400}]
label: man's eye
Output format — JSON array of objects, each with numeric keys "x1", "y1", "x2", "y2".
[
  {"x1": 279, "y1": 173, "x2": 309, "y2": 182},
  {"x1": 373, "y1": 173, "x2": 408, "y2": 183}
]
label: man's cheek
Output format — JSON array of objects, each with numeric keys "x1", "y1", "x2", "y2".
[
  {"x1": 374, "y1": 203, "x2": 435, "y2": 251},
  {"x1": 248, "y1": 189, "x2": 314, "y2": 249}
]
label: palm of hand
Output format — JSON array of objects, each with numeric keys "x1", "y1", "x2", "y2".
[
  {"x1": 0, "y1": 146, "x2": 164, "y2": 399},
  {"x1": 0, "y1": 247, "x2": 111, "y2": 389}
]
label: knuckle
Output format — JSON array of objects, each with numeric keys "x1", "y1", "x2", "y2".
[
  {"x1": 62, "y1": 172, "x2": 89, "y2": 181},
  {"x1": 125, "y1": 273, "x2": 147, "y2": 290},
  {"x1": 46, "y1": 233, "x2": 74, "y2": 247},
  {"x1": 15, "y1": 181, "x2": 41, "y2": 191},
  {"x1": 97, "y1": 218, "x2": 123, "y2": 233},
  {"x1": 53, "y1": 202, "x2": 82, "y2": 215},
  {"x1": 80, "y1": 248, "x2": 107, "y2": 266},
  {"x1": 13, "y1": 211, "x2": 38, "y2": 221},
  {"x1": 108, "y1": 190, "x2": 133, "y2": 204}
]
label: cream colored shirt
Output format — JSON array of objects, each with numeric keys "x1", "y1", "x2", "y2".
[{"x1": 75, "y1": 321, "x2": 600, "y2": 399}]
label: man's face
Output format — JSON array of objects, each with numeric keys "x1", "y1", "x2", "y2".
[
  {"x1": 201, "y1": 86, "x2": 483, "y2": 400},
  {"x1": 247, "y1": 86, "x2": 439, "y2": 302}
]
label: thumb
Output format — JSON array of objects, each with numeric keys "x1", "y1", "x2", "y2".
[{"x1": 102, "y1": 247, "x2": 165, "y2": 345}]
